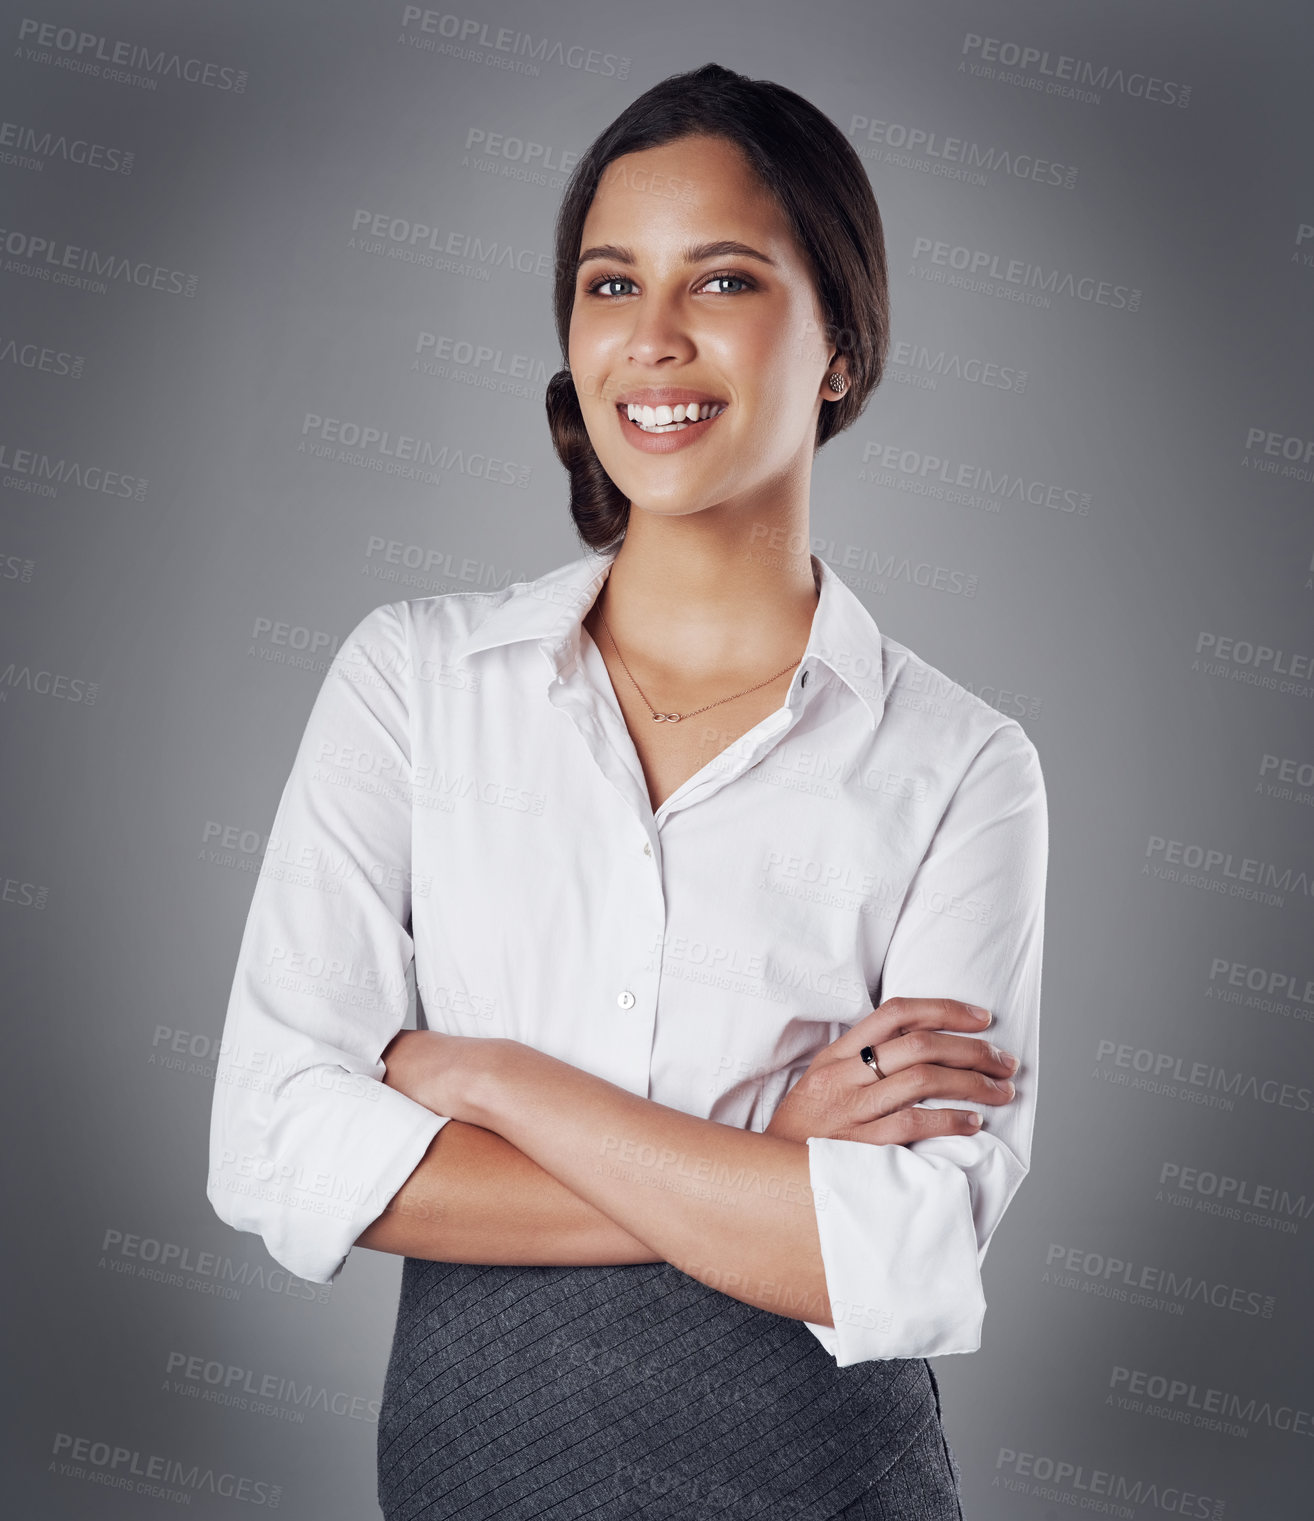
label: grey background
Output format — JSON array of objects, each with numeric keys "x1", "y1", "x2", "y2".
[{"x1": 3, "y1": 0, "x2": 1312, "y2": 1515}]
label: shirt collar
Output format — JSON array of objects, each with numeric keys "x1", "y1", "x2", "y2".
[{"x1": 450, "y1": 544, "x2": 885, "y2": 733}]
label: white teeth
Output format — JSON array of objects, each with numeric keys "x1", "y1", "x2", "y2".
[{"x1": 624, "y1": 402, "x2": 725, "y2": 432}]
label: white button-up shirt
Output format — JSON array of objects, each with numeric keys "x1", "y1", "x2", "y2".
[{"x1": 207, "y1": 546, "x2": 1047, "y2": 1368}]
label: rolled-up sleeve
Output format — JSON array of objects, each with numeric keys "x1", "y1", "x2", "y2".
[
  {"x1": 804, "y1": 720, "x2": 1048, "y2": 1365},
  {"x1": 206, "y1": 601, "x2": 449, "y2": 1284}
]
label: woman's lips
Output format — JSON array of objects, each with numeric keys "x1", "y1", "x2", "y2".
[{"x1": 615, "y1": 403, "x2": 727, "y2": 454}]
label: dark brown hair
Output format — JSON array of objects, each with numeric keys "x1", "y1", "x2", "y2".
[{"x1": 545, "y1": 61, "x2": 891, "y2": 554}]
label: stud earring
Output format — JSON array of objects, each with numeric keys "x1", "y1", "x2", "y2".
[{"x1": 827, "y1": 372, "x2": 846, "y2": 394}]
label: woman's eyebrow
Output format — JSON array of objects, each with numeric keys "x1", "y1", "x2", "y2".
[{"x1": 575, "y1": 239, "x2": 777, "y2": 274}]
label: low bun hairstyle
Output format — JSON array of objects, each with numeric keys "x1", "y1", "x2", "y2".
[{"x1": 546, "y1": 61, "x2": 891, "y2": 555}]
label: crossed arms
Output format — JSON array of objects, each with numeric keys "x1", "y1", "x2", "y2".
[{"x1": 355, "y1": 999, "x2": 1020, "y2": 1330}]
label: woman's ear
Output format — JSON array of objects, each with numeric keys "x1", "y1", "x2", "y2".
[{"x1": 821, "y1": 363, "x2": 849, "y2": 401}]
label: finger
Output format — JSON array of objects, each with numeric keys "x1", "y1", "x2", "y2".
[
  {"x1": 830, "y1": 997, "x2": 992, "y2": 1061},
  {"x1": 855, "y1": 1063, "x2": 1014, "y2": 1120},
  {"x1": 875, "y1": 1028, "x2": 1019, "y2": 1081},
  {"x1": 846, "y1": 1106, "x2": 987, "y2": 1146}
]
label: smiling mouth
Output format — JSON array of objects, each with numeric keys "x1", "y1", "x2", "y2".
[{"x1": 618, "y1": 401, "x2": 728, "y2": 434}]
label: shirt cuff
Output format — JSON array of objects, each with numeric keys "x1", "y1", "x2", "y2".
[
  {"x1": 207, "y1": 1070, "x2": 451, "y2": 1285},
  {"x1": 803, "y1": 1135, "x2": 987, "y2": 1365}
]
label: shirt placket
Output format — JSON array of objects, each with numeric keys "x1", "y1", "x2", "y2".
[
  {"x1": 563, "y1": 634, "x2": 818, "y2": 826},
  {"x1": 542, "y1": 637, "x2": 667, "y2": 1097},
  {"x1": 543, "y1": 639, "x2": 821, "y2": 1097},
  {"x1": 651, "y1": 667, "x2": 817, "y2": 826}
]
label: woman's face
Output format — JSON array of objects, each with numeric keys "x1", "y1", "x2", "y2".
[{"x1": 568, "y1": 132, "x2": 840, "y2": 523}]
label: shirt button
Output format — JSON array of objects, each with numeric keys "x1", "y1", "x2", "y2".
[
  {"x1": 643, "y1": 842, "x2": 652, "y2": 856},
  {"x1": 616, "y1": 990, "x2": 636, "y2": 1010}
]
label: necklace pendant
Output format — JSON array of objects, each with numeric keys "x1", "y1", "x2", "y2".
[{"x1": 652, "y1": 711, "x2": 681, "y2": 723}]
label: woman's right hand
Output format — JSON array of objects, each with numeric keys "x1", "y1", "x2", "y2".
[{"x1": 764, "y1": 997, "x2": 1020, "y2": 1146}]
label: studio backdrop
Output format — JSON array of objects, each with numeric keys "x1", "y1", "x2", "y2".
[{"x1": 2, "y1": 1, "x2": 1312, "y2": 1517}]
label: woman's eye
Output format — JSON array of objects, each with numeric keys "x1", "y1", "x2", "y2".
[{"x1": 584, "y1": 271, "x2": 754, "y2": 297}]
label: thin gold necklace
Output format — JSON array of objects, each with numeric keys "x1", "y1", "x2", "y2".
[{"x1": 596, "y1": 603, "x2": 803, "y2": 723}]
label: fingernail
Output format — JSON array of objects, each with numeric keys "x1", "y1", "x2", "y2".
[
  {"x1": 967, "y1": 1112, "x2": 982, "y2": 1126},
  {"x1": 969, "y1": 1005, "x2": 991, "y2": 1022}
]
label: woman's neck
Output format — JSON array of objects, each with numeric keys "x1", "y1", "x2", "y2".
[{"x1": 587, "y1": 510, "x2": 819, "y2": 683}]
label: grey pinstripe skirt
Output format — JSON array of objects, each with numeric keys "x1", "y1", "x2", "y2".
[{"x1": 377, "y1": 1258, "x2": 965, "y2": 1520}]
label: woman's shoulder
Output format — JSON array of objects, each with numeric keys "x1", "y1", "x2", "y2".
[
  {"x1": 319, "y1": 587, "x2": 513, "y2": 689},
  {"x1": 336, "y1": 578, "x2": 538, "y2": 654},
  {"x1": 382, "y1": 549, "x2": 610, "y2": 664},
  {"x1": 875, "y1": 629, "x2": 1042, "y2": 782},
  {"x1": 389, "y1": 580, "x2": 524, "y2": 643}
]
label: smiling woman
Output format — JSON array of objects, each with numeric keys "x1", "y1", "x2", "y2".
[
  {"x1": 548, "y1": 99, "x2": 887, "y2": 550},
  {"x1": 208, "y1": 58, "x2": 1046, "y2": 1521}
]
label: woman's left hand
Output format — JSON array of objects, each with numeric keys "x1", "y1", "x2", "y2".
[{"x1": 379, "y1": 1029, "x2": 511, "y2": 1121}]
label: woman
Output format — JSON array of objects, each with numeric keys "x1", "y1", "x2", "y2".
[{"x1": 208, "y1": 62, "x2": 1046, "y2": 1520}]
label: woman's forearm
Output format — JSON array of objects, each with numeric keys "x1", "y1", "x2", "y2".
[
  {"x1": 354, "y1": 1118, "x2": 664, "y2": 1265},
  {"x1": 366, "y1": 1030, "x2": 836, "y2": 1329},
  {"x1": 463, "y1": 1041, "x2": 835, "y2": 1328}
]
